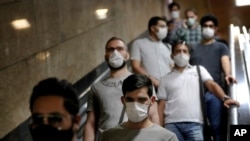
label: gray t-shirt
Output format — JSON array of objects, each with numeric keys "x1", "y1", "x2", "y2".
[
  {"x1": 130, "y1": 37, "x2": 173, "y2": 80},
  {"x1": 157, "y1": 65, "x2": 213, "y2": 124},
  {"x1": 87, "y1": 75, "x2": 131, "y2": 132},
  {"x1": 100, "y1": 124, "x2": 178, "y2": 141},
  {"x1": 190, "y1": 41, "x2": 229, "y2": 86}
]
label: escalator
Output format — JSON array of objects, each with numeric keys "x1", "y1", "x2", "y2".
[{"x1": 228, "y1": 25, "x2": 250, "y2": 140}]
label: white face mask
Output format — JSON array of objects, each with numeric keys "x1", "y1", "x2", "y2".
[
  {"x1": 171, "y1": 11, "x2": 180, "y2": 19},
  {"x1": 202, "y1": 27, "x2": 215, "y2": 39},
  {"x1": 108, "y1": 50, "x2": 124, "y2": 68},
  {"x1": 173, "y1": 53, "x2": 190, "y2": 67},
  {"x1": 187, "y1": 17, "x2": 196, "y2": 26},
  {"x1": 125, "y1": 102, "x2": 149, "y2": 123},
  {"x1": 156, "y1": 27, "x2": 168, "y2": 40}
]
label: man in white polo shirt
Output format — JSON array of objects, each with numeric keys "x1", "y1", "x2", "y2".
[
  {"x1": 130, "y1": 16, "x2": 173, "y2": 89},
  {"x1": 157, "y1": 40, "x2": 239, "y2": 141}
]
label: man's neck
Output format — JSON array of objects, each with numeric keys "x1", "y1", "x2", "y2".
[
  {"x1": 174, "y1": 65, "x2": 186, "y2": 72},
  {"x1": 124, "y1": 118, "x2": 153, "y2": 130},
  {"x1": 202, "y1": 38, "x2": 215, "y2": 45},
  {"x1": 110, "y1": 66, "x2": 130, "y2": 78},
  {"x1": 149, "y1": 33, "x2": 160, "y2": 42}
]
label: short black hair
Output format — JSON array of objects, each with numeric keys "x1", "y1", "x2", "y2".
[
  {"x1": 168, "y1": 2, "x2": 181, "y2": 10},
  {"x1": 171, "y1": 40, "x2": 191, "y2": 54},
  {"x1": 200, "y1": 14, "x2": 218, "y2": 27},
  {"x1": 148, "y1": 16, "x2": 167, "y2": 33},
  {"x1": 105, "y1": 36, "x2": 127, "y2": 50},
  {"x1": 29, "y1": 78, "x2": 79, "y2": 116},
  {"x1": 122, "y1": 74, "x2": 153, "y2": 97}
]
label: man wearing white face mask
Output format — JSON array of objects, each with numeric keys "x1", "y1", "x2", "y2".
[
  {"x1": 190, "y1": 14, "x2": 237, "y2": 141},
  {"x1": 130, "y1": 16, "x2": 173, "y2": 89},
  {"x1": 100, "y1": 74, "x2": 178, "y2": 141},
  {"x1": 84, "y1": 37, "x2": 131, "y2": 141},
  {"x1": 84, "y1": 37, "x2": 160, "y2": 141},
  {"x1": 175, "y1": 8, "x2": 202, "y2": 49},
  {"x1": 157, "y1": 41, "x2": 239, "y2": 141}
]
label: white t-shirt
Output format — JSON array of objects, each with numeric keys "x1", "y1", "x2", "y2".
[{"x1": 157, "y1": 65, "x2": 213, "y2": 124}]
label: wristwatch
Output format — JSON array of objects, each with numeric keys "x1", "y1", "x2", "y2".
[{"x1": 222, "y1": 95, "x2": 231, "y2": 102}]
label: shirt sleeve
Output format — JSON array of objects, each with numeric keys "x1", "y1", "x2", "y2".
[
  {"x1": 130, "y1": 40, "x2": 141, "y2": 60},
  {"x1": 86, "y1": 85, "x2": 96, "y2": 112},
  {"x1": 220, "y1": 42, "x2": 230, "y2": 56},
  {"x1": 157, "y1": 78, "x2": 167, "y2": 100},
  {"x1": 199, "y1": 65, "x2": 213, "y2": 83}
]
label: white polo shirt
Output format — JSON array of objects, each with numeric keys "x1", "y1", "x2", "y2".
[
  {"x1": 157, "y1": 65, "x2": 213, "y2": 124},
  {"x1": 130, "y1": 37, "x2": 173, "y2": 80}
]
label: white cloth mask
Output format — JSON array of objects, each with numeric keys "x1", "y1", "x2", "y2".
[
  {"x1": 171, "y1": 11, "x2": 180, "y2": 19},
  {"x1": 173, "y1": 53, "x2": 190, "y2": 67},
  {"x1": 202, "y1": 27, "x2": 215, "y2": 39},
  {"x1": 108, "y1": 50, "x2": 124, "y2": 68},
  {"x1": 187, "y1": 18, "x2": 196, "y2": 26},
  {"x1": 156, "y1": 27, "x2": 168, "y2": 40},
  {"x1": 125, "y1": 102, "x2": 149, "y2": 123}
]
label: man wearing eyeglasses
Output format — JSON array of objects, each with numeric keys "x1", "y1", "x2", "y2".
[
  {"x1": 190, "y1": 14, "x2": 237, "y2": 141},
  {"x1": 29, "y1": 78, "x2": 81, "y2": 141}
]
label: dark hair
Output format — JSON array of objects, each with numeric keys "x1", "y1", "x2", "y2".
[
  {"x1": 148, "y1": 16, "x2": 167, "y2": 33},
  {"x1": 200, "y1": 14, "x2": 218, "y2": 27},
  {"x1": 29, "y1": 78, "x2": 79, "y2": 116},
  {"x1": 171, "y1": 40, "x2": 191, "y2": 54},
  {"x1": 185, "y1": 8, "x2": 198, "y2": 16},
  {"x1": 168, "y1": 2, "x2": 180, "y2": 10},
  {"x1": 122, "y1": 74, "x2": 153, "y2": 97},
  {"x1": 105, "y1": 36, "x2": 127, "y2": 50}
]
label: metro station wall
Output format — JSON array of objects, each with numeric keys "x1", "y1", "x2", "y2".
[{"x1": 0, "y1": 0, "x2": 166, "y2": 137}]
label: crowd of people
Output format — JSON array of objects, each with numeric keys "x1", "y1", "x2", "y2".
[{"x1": 27, "y1": 1, "x2": 241, "y2": 141}]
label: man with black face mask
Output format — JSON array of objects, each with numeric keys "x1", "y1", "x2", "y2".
[
  {"x1": 84, "y1": 37, "x2": 159, "y2": 141},
  {"x1": 29, "y1": 78, "x2": 80, "y2": 141}
]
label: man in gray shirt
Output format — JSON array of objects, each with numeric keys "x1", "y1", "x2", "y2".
[
  {"x1": 84, "y1": 37, "x2": 159, "y2": 141},
  {"x1": 100, "y1": 74, "x2": 178, "y2": 141},
  {"x1": 130, "y1": 16, "x2": 173, "y2": 89}
]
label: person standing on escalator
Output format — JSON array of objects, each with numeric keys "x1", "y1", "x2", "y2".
[{"x1": 190, "y1": 14, "x2": 237, "y2": 141}]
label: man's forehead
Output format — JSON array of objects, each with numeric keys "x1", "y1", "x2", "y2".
[
  {"x1": 175, "y1": 44, "x2": 188, "y2": 50},
  {"x1": 106, "y1": 40, "x2": 127, "y2": 49}
]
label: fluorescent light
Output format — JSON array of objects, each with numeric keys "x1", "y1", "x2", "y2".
[
  {"x1": 235, "y1": 0, "x2": 250, "y2": 6},
  {"x1": 95, "y1": 9, "x2": 108, "y2": 20},
  {"x1": 11, "y1": 19, "x2": 30, "y2": 29}
]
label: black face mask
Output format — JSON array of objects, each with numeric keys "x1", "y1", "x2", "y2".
[{"x1": 30, "y1": 125, "x2": 74, "y2": 141}]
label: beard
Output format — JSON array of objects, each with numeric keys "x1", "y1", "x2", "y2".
[{"x1": 107, "y1": 60, "x2": 127, "y2": 70}]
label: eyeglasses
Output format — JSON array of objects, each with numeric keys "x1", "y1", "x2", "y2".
[
  {"x1": 203, "y1": 24, "x2": 215, "y2": 28},
  {"x1": 31, "y1": 113, "x2": 66, "y2": 126}
]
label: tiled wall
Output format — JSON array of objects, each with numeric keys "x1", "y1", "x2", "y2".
[{"x1": 0, "y1": 0, "x2": 166, "y2": 137}]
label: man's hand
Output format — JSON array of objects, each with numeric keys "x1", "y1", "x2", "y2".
[
  {"x1": 224, "y1": 98, "x2": 240, "y2": 108},
  {"x1": 225, "y1": 75, "x2": 237, "y2": 85}
]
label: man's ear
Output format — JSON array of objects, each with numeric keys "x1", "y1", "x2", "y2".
[
  {"x1": 73, "y1": 115, "x2": 81, "y2": 132},
  {"x1": 121, "y1": 96, "x2": 125, "y2": 105},
  {"x1": 125, "y1": 52, "x2": 130, "y2": 61},
  {"x1": 150, "y1": 96, "x2": 156, "y2": 105},
  {"x1": 171, "y1": 53, "x2": 174, "y2": 59}
]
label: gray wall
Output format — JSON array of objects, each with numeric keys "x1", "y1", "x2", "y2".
[{"x1": 0, "y1": 0, "x2": 166, "y2": 137}]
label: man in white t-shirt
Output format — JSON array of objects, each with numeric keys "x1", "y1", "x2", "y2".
[
  {"x1": 157, "y1": 41, "x2": 239, "y2": 141},
  {"x1": 130, "y1": 16, "x2": 173, "y2": 89}
]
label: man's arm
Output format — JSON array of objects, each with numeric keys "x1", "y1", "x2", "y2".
[
  {"x1": 158, "y1": 100, "x2": 165, "y2": 126},
  {"x1": 205, "y1": 80, "x2": 239, "y2": 108},
  {"x1": 131, "y1": 60, "x2": 160, "y2": 87},
  {"x1": 221, "y1": 55, "x2": 237, "y2": 85},
  {"x1": 83, "y1": 111, "x2": 97, "y2": 141}
]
